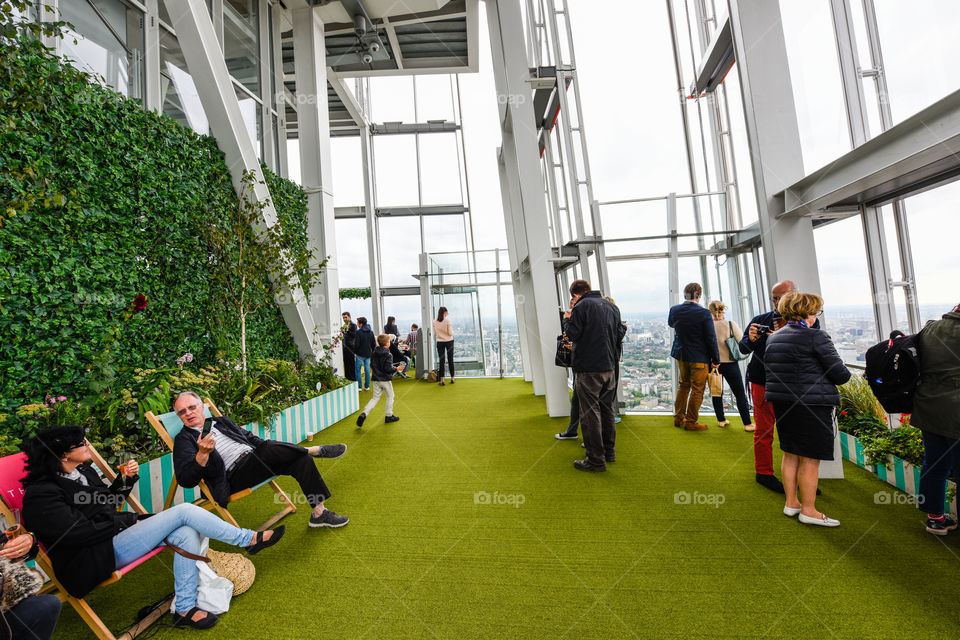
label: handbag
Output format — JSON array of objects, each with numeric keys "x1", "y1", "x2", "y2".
[
  {"x1": 167, "y1": 538, "x2": 234, "y2": 615},
  {"x1": 725, "y1": 321, "x2": 748, "y2": 361},
  {"x1": 707, "y1": 369, "x2": 723, "y2": 396},
  {"x1": 555, "y1": 335, "x2": 573, "y2": 367}
]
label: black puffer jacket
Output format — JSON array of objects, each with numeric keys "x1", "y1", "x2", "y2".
[
  {"x1": 763, "y1": 324, "x2": 850, "y2": 405},
  {"x1": 371, "y1": 345, "x2": 395, "y2": 381}
]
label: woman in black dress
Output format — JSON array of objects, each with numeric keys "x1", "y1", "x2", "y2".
[{"x1": 764, "y1": 292, "x2": 850, "y2": 527}]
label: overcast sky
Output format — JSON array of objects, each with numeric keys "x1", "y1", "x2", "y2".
[{"x1": 302, "y1": 0, "x2": 960, "y2": 327}]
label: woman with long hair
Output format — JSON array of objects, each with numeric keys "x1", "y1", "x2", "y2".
[
  {"x1": 22, "y1": 426, "x2": 285, "y2": 629},
  {"x1": 708, "y1": 301, "x2": 753, "y2": 431},
  {"x1": 384, "y1": 315, "x2": 400, "y2": 339},
  {"x1": 432, "y1": 306, "x2": 455, "y2": 385}
]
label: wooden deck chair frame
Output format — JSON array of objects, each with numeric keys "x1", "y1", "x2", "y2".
[
  {"x1": 0, "y1": 451, "x2": 173, "y2": 640},
  {"x1": 145, "y1": 397, "x2": 296, "y2": 532}
]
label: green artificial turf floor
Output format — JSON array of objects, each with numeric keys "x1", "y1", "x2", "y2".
[{"x1": 54, "y1": 378, "x2": 960, "y2": 639}]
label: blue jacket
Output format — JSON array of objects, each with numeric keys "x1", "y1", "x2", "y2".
[{"x1": 668, "y1": 301, "x2": 720, "y2": 365}]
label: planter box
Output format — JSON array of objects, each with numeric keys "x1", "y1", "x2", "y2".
[
  {"x1": 841, "y1": 430, "x2": 958, "y2": 517},
  {"x1": 128, "y1": 382, "x2": 359, "y2": 513}
]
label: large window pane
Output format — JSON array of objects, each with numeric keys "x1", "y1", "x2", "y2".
[
  {"x1": 779, "y1": 0, "x2": 850, "y2": 172},
  {"x1": 159, "y1": 28, "x2": 209, "y2": 135},
  {"x1": 224, "y1": 0, "x2": 260, "y2": 96},
  {"x1": 419, "y1": 133, "x2": 463, "y2": 205},
  {"x1": 374, "y1": 136, "x2": 419, "y2": 206},
  {"x1": 331, "y1": 137, "x2": 364, "y2": 207},
  {"x1": 61, "y1": 0, "x2": 144, "y2": 101}
]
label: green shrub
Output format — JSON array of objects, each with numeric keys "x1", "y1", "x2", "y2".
[
  {"x1": 0, "y1": 32, "x2": 310, "y2": 414},
  {"x1": 838, "y1": 374, "x2": 885, "y2": 421}
]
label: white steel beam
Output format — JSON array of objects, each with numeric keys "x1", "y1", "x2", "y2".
[
  {"x1": 163, "y1": 0, "x2": 321, "y2": 359},
  {"x1": 488, "y1": 0, "x2": 568, "y2": 416},
  {"x1": 292, "y1": 7, "x2": 344, "y2": 356}
]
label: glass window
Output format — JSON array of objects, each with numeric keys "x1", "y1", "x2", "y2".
[
  {"x1": 370, "y1": 77, "x2": 415, "y2": 123},
  {"x1": 414, "y1": 75, "x2": 456, "y2": 122},
  {"x1": 373, "y1": 135, "x2": 419, "y2": 206},
  {"x1": 60, "y1": 0, "x2": 145, "y2": 101},
  {"x1": 872, "y1": 0, "x2": 960, "y2": 126},
  {"x1": 423, "y1": 215, "x2": 466, "y2": 254},
  {"x1": 779, "y1": 0, "x2": 850, "y2": 172},
  {"x1": 334, "y1": 219, "x2": 370, "y2": 287},
  {"x1": 419, "y1": 133, "x2": 463, "y2": 205},
  {"x1": 813, "y1": 215, "x2": 874, "y2": 363},
  {"x1": 719, "y1": 70, "x2": 758, "y2": 226},
  {"x1": 224, "y1": 0, "x2": 260, "y2": 97},
  {"x1": 331, "y1": 137, "x2": 364, "y2": 207},
  {"x1": 159, "y1": 28, "x2": 209, "y2": 135},
  {"x1": 235, "y1": 84, "x2": 262, "y2": 159},
  {"x1": 378, "y1": 217, "x2": 421, "y2": 286}
]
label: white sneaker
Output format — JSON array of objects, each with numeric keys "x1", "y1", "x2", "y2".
[
  {"x1": 798, "y1": 512, "x2": 840, "y2": 527},
  {"x1": 783, "y1": 505, "x2": 801, "y2": 517}
]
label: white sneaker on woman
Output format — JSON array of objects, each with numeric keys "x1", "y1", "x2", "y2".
[{"x1": 798, "y1": 512, "x2": 840, "y2": 527}]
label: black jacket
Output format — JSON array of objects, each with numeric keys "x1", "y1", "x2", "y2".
[
  {"x1": 371, "y1": 345, "x2": 396, "y2": 381},
  {"x1": 562, "y1": 291, "x2": 625, "y2": 373},
  {"x1": 354, "y1": 324, "x2": 376, "y2": 358},
  {"x1": 763, "y1": 324, "x2": 850, "y2": 406},
  {"x1": 668, "y1": 301, "x2": 720, "y2": 365},
  {"x1": 23, "y1": 464, "x2": 139, "y2": 598},
  {"x1": 173, "y1": 415, "x2": 264, "y2": 508},
  {"x1": 342, "y1": 322, "x2": 357, "y2": 355},
  {"x1": 384, "y1": 323, "x2": 400, "y2": 338},
  {"x1": 739, "y1": 311, "x2": 820, "y2": 386}
]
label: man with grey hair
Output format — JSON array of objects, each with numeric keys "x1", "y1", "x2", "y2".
[{"x1": 171, "y1": 392, "x2": 350, "y2": 528}]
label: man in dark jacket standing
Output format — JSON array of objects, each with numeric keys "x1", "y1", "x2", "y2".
[
  {"x1": 172, "y1": 392, "x2": 349, "y2": 528},
  {"x1": 341, "y1": 312, "x2": 357, "y2": 381},
  {"x1": 738, "y1": 280, "x2": 820, "y2": 493},
  {"x1": 563, "y1": 279, "x2": 626, "y2": 471},
  {"x1": 668, "y1": 283, "x2": 720, "y2": 431},
  {"x1": 353, "y1": 317, "x2": 376, "y2": 391}
]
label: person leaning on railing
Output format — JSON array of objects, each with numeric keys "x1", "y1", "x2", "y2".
[
  {"x1": 911, "y1": 301, "x2": 960, "y2": 536},
  {"x1": 763, "y1": 292, "x2": 850, "y2": 527},
  {"x1": 21, "y1": 426, "x2": 285, "y2": 630}
]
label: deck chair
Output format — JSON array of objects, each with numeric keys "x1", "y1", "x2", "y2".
[
  {"x1": 0, "y1": 452, "x2": 172, "y2": 640},
  {"x1": 145, "y1": 397, "x2": 296, "y2": 531}
]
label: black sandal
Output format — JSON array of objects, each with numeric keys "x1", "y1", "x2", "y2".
[
  {"x1": 171, "y1": 607, "x2": 219, "y2": 629},
  {"x1": 245, "y1": 525, "x2": 285, "y2": 555}
]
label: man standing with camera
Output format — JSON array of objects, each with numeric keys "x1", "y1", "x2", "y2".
[{"x1": 739, "y1": 280, "x2": 819, "y2": 493}]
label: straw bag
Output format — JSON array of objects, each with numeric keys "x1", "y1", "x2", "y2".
[{"x1": 209, "y1": 550, "x2": 256, "y2": 596}]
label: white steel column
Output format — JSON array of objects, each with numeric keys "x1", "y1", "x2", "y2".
[
  {"x1": 488, "y1": 0, "x2": 568, "y2": 416},
  {"x1": 144, "y1": 0, "x2": 161, "y2": 113},
  {"x1": 291, "y1": 7, "x2": 343, "y2": 355},
  {"x1": 727, "y1": 0, "x2": 822, "y2": 295},
  {"x1": 728, "y1": 0, "x2": 840, "y2": 478},
  {"x1": 164, "y1": 0, "x2": 320, "y2": 359},
  {"x1": 360, "y1": 126, "x2": 383, "y2": 329},
  {"x1": 498, "y1": 147, "x2": 533, "y2": 384}
]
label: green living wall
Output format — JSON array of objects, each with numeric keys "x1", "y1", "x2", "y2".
[{"x1": 0, "y1": 36, "x2": 307, "y2": 415}]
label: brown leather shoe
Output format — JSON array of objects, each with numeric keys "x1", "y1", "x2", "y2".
[
  {"x1": 683, "y1": 422, "x2": 708, "y2": 431},
  {"x1": 673, "y1": 417, "x2": 683, "y2": 428}
]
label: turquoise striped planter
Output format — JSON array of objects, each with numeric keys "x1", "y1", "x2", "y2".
[
  {"x1": 128, "y1": 382, "x2": 359, "y2": 512},
  {"x1": 842, "y1": 430, "x2": 957, "y2": 517}
]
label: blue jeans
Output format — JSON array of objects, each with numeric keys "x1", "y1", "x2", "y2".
[
  {"x1": 355, "y1": 356, "x2": 371, "y2": 388},
  {"x1": 112, "y1": 503, "x2": 254, "y2": 613},
  {"x1": 7, "y1": 594, "x2": 61, "y2": 640},
  {"x1": 919, "y1": 430, "x2": 960, "y2": 516}
]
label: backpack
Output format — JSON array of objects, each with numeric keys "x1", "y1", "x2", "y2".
[{"x1": 864, "y1": 330, "x2": 921, "y2": 413}]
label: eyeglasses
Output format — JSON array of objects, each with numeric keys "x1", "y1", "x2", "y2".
[
  {"x1": 67, "y1": 438, "x2": 89, "y2": 451},
  {"x1": 176, "y1": 403, "x2": 202, "y2": 417},
  {"x1": 816, "y1": 310, "x2": 824, "y2": 317}
]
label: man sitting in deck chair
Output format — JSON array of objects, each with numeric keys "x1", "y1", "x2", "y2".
[{"x1": 172, "y1": 392, "x2": 350, "y2": 529}]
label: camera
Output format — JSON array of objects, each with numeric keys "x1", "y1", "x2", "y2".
[{"x1": 754, "y1": 324, "x2": 773, "y2": 334}]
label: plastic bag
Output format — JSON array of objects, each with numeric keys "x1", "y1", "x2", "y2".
[{"x1": 169, "y1": 538, "x2": 234, "y2": 615}]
